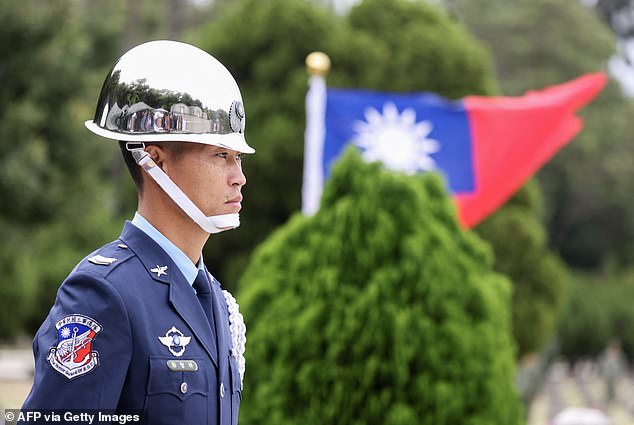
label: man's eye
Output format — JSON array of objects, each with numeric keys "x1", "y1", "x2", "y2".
[{"x1": 215, "y1": 152, "x2": 241, "y2": 161}]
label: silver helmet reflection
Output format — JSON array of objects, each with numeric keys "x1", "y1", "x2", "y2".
[{"x1": 85, "y1": 40, "x2": 254, "y2": 154}]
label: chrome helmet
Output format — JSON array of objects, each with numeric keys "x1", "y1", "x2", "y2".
[
  {"x1": 86, "y1": 40, "x2": 252, "y2": 234},
  {"x1": 85, "y1": 40, "x2": 254, "y2": 154}
]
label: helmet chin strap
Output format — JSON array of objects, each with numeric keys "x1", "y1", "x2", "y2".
[{"x1": 127, "y1": 143, "x2": 240, "y2": 234}]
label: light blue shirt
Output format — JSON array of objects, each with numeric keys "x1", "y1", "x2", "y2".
[{"x1": 131, "y1": 212, "x2": 203, "y2": 287}]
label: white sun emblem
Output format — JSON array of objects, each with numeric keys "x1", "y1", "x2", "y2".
[
  {"x1": 60, "y1": 327, "x2": 71, "y2": 339},
  {"x1": 352, "y1": 102, "x2": 440, "y2": 174}
]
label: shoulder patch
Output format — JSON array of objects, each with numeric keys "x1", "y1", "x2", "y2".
[
  {"x1": 47, "y1": 314, "x2": 101, "y2": 379},
  {"x1": 88, "y1": 255, "x2": 117, "y2": 266}
]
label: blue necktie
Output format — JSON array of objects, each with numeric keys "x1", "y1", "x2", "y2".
[{"x1": 193, "y1": 269, "x2": 216, "y2": 331}]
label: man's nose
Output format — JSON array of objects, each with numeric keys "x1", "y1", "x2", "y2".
[{"x1": 231, "y1": 163, "x2": 246, "y2": 187}]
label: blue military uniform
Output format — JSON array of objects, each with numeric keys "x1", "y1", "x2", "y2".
[{"x1": 21, "y1": 220, "x2": 244, "y2": 425}]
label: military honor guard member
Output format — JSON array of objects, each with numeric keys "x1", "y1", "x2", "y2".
[{"x1": 20, "y1": 40, "x2": 249, "y2": 425}]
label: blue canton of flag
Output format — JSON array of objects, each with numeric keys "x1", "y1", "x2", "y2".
[{"x1": 323, "y1": 88, "x2": 476, "y2": 193}]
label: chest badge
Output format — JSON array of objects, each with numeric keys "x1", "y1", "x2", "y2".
[
  {"x1": 150, "y1": 265, "x2": 168, "y2": 277},
  {"x1": 158, "y1": 326, "x2": 191, "y2": 357}
]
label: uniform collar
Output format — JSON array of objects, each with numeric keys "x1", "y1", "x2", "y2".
[
  {"x1": 131, "y1": 212, "x2": 199, "y2": 286},
  {"x1": 119, "y1": 221, "x2": 175, "y2": 284}
]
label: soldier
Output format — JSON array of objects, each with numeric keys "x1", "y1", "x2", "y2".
[{"x1": 20, "y1": 40, "x2": 249, "y2": 425}]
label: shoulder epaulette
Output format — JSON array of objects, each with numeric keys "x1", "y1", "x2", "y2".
[{"x1": 88, "y1": 255, "x2": 118, "y2": 266}]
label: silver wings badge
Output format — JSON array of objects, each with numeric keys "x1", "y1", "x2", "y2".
[
  {"x1": 158, "y1": 326, "x2": 191, "y2": 357},
  {"x1": 150, "y1": 265, "x2": 168, "y2": 277}
]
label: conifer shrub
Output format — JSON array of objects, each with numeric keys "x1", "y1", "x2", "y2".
[{"x1": 237, "y1": 149, "x2": 523, "y2": 425}]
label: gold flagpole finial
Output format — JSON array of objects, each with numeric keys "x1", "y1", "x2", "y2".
[{"x1": 306, "y1": 51, "x2": 331, "y2": 76}]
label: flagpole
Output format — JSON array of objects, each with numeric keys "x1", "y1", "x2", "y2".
[{"x1": 302, "y1": 51, "x2": 330, "y2": 216}]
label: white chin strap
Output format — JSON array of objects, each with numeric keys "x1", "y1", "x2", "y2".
[{"x1": 128, "y1": 143, "x2": 239, "y2": 234}]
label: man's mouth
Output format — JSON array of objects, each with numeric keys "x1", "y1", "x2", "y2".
[
  {"x1": 227, "y1": 195, "x2": 242, "y2": 204},
  {"x1": 226, "y1": 195, "x2": 243, "y2": 204}
]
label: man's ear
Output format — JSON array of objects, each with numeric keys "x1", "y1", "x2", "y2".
[{"x1": 144, "y1": 144, "x2": 170, "y2": 174}]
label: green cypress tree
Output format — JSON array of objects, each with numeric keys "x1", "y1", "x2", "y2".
[{"x1": 237, "y1": 148, "x2": 523, "y2": 425}]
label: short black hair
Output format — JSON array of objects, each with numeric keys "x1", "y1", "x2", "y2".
[
  {"x1": 119, "y1": 141, "x2": 143, "y2": 192},
  {"x1": 118, "y1": 141, "x2": 190, "y2": 193}
]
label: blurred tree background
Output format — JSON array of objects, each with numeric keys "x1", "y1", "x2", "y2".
[
  {"x1": 0, "y1": 0, "x2": 125, "y2": 338},
  {"x1": 1, "y1": 0, "x2": 634, "y2": 421}
]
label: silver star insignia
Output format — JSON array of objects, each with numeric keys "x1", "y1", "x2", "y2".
[{"x1": 150, "y1": 265, "x2": 168, "y2": 277}]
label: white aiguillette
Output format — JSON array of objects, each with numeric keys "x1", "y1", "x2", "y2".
[{"x1": 88, "y1": 255, "x2": 117, "y2": 266}]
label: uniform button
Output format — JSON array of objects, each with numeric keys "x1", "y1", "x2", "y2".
[
  {"x1": 180, "y1": 382, "x2": 188, "y2": 394},
  {"x1": 220, "y1": 382, "x2": 225, "y2": 398}
]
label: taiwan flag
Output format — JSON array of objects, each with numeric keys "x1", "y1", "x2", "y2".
[{"x1": 302, "y1": 72, "x2": 607, "y2": 227}]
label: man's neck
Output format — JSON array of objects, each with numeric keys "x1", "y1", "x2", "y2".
[{"x1": 138, "y1": 197, "x2": 209, "y2": 265}]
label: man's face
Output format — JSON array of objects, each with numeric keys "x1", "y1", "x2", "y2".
[{"x1": 166, "y1": 143, "x2": 246, "y2": 217}]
